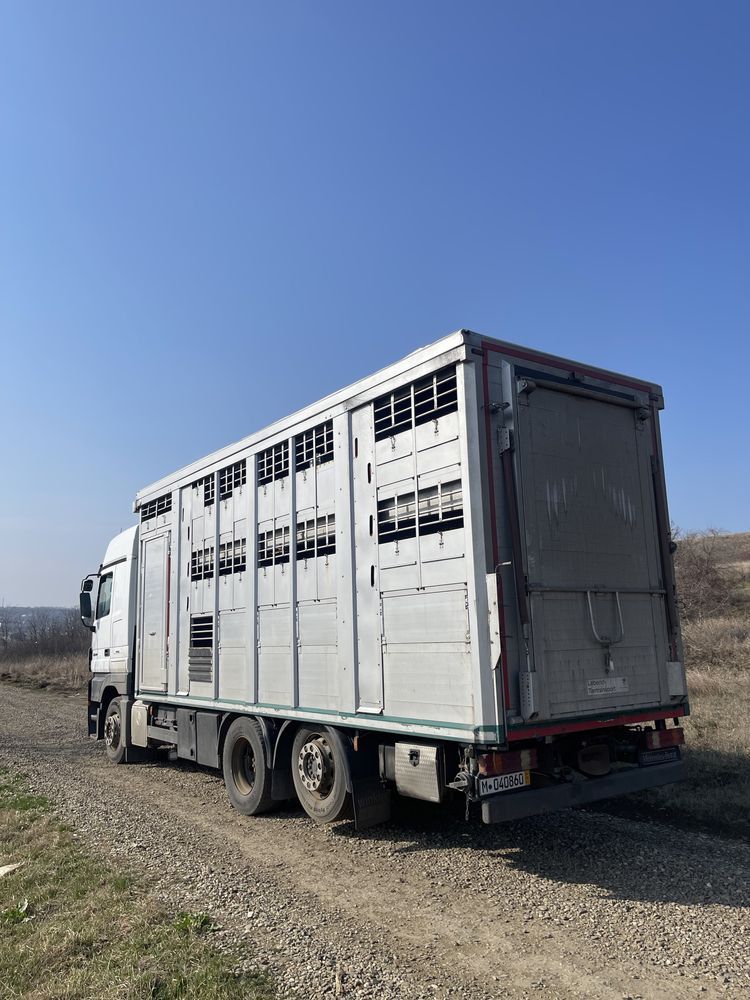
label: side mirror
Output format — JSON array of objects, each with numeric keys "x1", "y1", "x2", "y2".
[{"x1": 79, "y1": 576, "x2": 97, "y2": 631}]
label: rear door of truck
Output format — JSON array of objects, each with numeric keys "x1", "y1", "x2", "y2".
[{"x1": 499, "y1": 357, "x2": 682, "y2": 725}]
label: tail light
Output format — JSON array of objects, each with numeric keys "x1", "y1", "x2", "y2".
[
  {"x1": 478, "y1": 748, "x2": 538, "y2": 776},
  {"x1": 643, "y1": 727, "x2": 684, "y2": 750}
]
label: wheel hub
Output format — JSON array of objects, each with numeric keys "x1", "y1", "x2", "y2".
[
  {"x1": 104, "y1": 712, "x2": 120, "y2": 750},
  {"x1": 231, "y1": 738, "x2": 256, "y2": 795},
  {"x1": 298, "y1": 738, "x2": 334, "y2": 796}
]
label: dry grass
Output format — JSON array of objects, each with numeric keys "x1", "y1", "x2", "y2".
[
  {"x1": 0, "y1": 768, "x2": 273, "y2": 1000},
  {"x1": 700, "y1": 530, "x2": 750, "y2": 566},
  {"x1": 0, "y1": 654, "x2": 88, "y2": 691},
  {"x1": 682, "y1": 615, "x2": 750, "y2": 672}
]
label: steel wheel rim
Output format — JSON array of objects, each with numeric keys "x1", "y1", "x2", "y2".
[
  {"x1": 298, "y1": 735, "x2": 334, "y2": 799},
  {"x1": 231, "y1": 737, "x2": 256, "y2": 795},
  {"x1": 104, "y1": 710, "x2": 121, "y2": 751}
]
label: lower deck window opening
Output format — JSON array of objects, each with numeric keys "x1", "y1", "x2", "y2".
[
  {"x1": 219, "y1": 537, "x2": 247, "y2": 575},
  {"x1": 258, "y1": 525, "x2": 290, "y2": 568},
  {"x1": 378, "y1": 480, "x2": 463, "y2": 542},
  {"x1": 190, "y1": 546, "x2": 215, "y2": 581},
  {"x1": 296, "y1": 514, "x2": 335, "y2": 559}
]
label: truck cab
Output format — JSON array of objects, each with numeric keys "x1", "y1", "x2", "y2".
[{"x1": 80, "y1": 526, "x2": 138, "y2": 740}]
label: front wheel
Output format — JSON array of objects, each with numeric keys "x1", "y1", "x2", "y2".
[
  {"x1": 103, "y1": 699, "x2": 127, "y2": 765},
  {"x1": 291, "y1": 727, "x2": 352, "y2": 824}
]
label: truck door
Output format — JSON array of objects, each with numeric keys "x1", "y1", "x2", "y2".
[
  {"x1": 513, "y1": 380, "x2": 672, "y2": 721},
  {"x1": 139, "y1": 532, "x2": 169, "y2": 692},
  {"x1": 91, "y1": 571, "x2": 114, "y2": 673}
]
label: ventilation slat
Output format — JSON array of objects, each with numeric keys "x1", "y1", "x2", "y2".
[{"x1": 189, "y1": 614, "x2": 213, "y2": 648}]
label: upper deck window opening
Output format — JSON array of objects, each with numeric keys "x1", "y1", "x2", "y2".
[
  {"x1": 141, "y1": 491, "x2": 172, "y2": 522},
  {"x1": 373, "y1": 383, "x2": 411, "y2": 441},
  {"x1": 413, "y1": 367, "x2": 458, "y2": 427},
  {"x1": 192, "y1": 476, "x2": 215, "y2": 507},
  {"x1": 295, "y1": 420, "x2": 334, "y2": 472},
  {"x1": 258, "y1": 441, "x2": 289, "y2": 486},
  {"x1": 374, "y1": 365, "x2": 458, "y2": 441},
  {"x1": 219, "y1": 460, "x2": 246, "y2": 501}
]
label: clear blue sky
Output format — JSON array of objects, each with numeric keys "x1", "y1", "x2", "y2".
[{"x1": 1, "y1": 2, "x2": 748, "y2": 606}]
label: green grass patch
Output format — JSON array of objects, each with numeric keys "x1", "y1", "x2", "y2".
[
  {"x1": 0, "y1": 771, "x2": 49, "y2": 813},
  {"x1": 0, "y1": 771, "x2": 273, "y2": 1000},
  {"x1": 173, "y1": 911, "x2": 214, "y2": 936}
]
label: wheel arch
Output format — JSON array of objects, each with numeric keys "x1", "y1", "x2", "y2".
[
  {"x1": 320, "y1": 725, "x2": 353, "y2": 793},
  {"x1": 219, "y1": 713, "x2": 276, "y2": 773},
  {"x1": 96, "y1": 685, "x2": 123, "y2": 739},
  {"x1": 270, "y1": 719, "x2": 298, "y2": 800}
]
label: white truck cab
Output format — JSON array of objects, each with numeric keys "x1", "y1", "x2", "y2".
[{"x1": 80, "y1": 526, "x2": 138, "y2": 739}]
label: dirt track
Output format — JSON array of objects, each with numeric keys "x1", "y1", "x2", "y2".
[{"x1": 1, "y1": 683, "x2": 748, "y2": 999}]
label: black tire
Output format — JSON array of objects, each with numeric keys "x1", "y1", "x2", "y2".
[
  {"x1": 103, "y1": 698, "x2": 127, "y2": 765},
  {"x1": 291, "y1": 726, "x2": 352, "y2": 824},
  {"x1": 222, "y1": 717, "x2": 274, "y2": 816}
]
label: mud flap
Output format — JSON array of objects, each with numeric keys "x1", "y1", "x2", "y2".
[{"x1": 352, "y1": 776, "x2": 391, "y2": 830}]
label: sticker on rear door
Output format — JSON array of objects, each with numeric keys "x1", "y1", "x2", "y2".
[{"x1": 586, "y1": 676, "x2": 629, "y2": 697}]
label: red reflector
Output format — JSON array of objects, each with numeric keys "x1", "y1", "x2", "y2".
[
  {"x1": 643, "y1": 727, "x2": 684, "y2": 750},
  {"x1": 478, "y1": 748, "x2": 538, "y2": 776}
]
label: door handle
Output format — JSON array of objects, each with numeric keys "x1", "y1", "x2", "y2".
[{"x1": 148, "y1": 631, "x2": 156, "y2": 636}]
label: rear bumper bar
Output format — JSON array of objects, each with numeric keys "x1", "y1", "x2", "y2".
[{"x1": 481, "y1": 760, "x2": 685, "y2": 824}]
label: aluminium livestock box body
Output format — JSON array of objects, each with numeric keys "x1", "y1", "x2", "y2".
[{"x1": 83, "y1": 329, "x2": 688, "y2": 825}]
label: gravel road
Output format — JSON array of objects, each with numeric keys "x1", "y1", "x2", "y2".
[{"x1": 1, "y1": 683, "x2": 748, "y2": 1000}]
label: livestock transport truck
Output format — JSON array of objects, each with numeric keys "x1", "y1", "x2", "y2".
[{"x1": 79, "y1": 330, "x2": 688, "y2": 828}]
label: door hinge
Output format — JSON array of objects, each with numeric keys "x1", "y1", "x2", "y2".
[{"x1": 498, "y1": 427, "x2": 512, "y2": 454}]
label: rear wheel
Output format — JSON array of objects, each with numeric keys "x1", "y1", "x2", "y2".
[
  {"x1": 103, "y1": 699, "x2": 127, "y2": 765},
  {"x1": 222, "y1": 717, "x2": 274, "y2": 815},
  {"x1": 291, "y1": 727, "x2": 352, "y2": 824}
]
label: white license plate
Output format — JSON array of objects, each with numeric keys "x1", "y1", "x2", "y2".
[{"x1": 478, "y1": 770, "x2": 530, "y2": 797}]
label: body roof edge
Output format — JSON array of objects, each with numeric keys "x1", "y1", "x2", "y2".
[
  {"x1": 468, "y1": 331, "x2": 664, "y2": 400},
  {"x1": 134, "y1": 327, "x2": 666, "y2": 509},
  {"x1": 134, "y1": 329, "x2": 469, "y2": 508}
]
